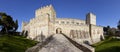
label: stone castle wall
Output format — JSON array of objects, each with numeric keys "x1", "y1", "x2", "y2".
[
  {"x1": 22, "y1": 5, "x2": 104, "y2": 44},
  {"x1": 90, "y1": 25, "x2": 104, "y2": 43},
  {"x1": 55, "y1": 18, "x2": 86, "y2": 25},
  {"x1": 24, "y1": 13, "x2": 50, "y2": 41},
  {"x1": 55, "y1": 23, "x2": 92, "y2": 43}
]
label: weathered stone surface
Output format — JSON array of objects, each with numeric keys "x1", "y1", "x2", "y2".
[
  {"x1": 39, "y1": 34, "x2": 83, "y2": 52},
  {"x1": 26, "y1": 34, "x2": 95, "y2": 52}
]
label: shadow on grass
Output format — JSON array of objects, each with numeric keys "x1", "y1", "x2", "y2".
[{"x1": 96, "y1": 46, "x2": 120, "y2": 52}]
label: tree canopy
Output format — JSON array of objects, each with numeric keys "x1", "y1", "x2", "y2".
[
  {"x1": 0, "y1": 12, "x2": 18, "y2": 33},
  {"x1": 103, "y1": 26, "x2": 110, "y2": 32},
  {"x1": 117, "y1": 20, "x2": 120, "y2": 30}
]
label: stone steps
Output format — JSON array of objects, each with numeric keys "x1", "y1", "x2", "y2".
[{"x1": 26, "y1": 34, "x2": 94, "y2": 52}]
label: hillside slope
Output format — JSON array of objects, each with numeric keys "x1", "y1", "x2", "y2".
[
  {"x1": 93, "y1": 36, "x2": 120, "y2": 52},
  {"x1": 0, "y1": 35, "x2": 37, "y2": 52}
]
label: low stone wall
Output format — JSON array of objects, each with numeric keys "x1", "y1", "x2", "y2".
[{"x1": 62, "y1": 34, "x2": 95, "y2": 52}]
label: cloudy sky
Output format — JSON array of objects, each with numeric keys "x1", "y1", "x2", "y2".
[{"x1": 0, "y1": 0, "x2": 120, "y2": 31}]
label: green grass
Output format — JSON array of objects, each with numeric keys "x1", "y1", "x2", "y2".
[
  {"x1": 92, "y1": 36, "x2": 120, "y2": 52},
  {"x1": 0, "y1": 34, "x2": 37, "y2": 52}
]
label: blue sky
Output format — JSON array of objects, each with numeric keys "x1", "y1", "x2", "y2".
[{"x1": 0, "y1": 0, "x2": 120, "y2": 32}]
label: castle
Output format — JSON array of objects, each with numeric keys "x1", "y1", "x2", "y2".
[{"x1": 22, "y1": 5, "x2": 104, "y2": 44}]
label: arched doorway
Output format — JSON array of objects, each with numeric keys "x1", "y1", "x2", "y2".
[{"x1": 56, "y1": 28, "x2": 62, "y2": 34}]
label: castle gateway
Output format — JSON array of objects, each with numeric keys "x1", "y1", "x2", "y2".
[{"x1": 22, "y1": 5, "x2": 104, "y2": 44}]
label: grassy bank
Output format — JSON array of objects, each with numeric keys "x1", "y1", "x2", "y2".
[
  {"x1": 93, "y1": 36, "x2": 120, "y2": 52},
  {"x1": 0, "y1": 34, "x2": 37, "y2": 52}
]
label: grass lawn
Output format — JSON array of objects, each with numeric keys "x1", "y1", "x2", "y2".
[
  {"x1": 92, "y1": 36, "x2": 120, "y2": 52},
  {"x1": 0, "y1": 34, "x2": 37, "y2": 52}
]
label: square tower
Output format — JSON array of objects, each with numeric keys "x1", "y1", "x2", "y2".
[
  {"x1": 86, "y1": 13, "x2": 96, "y2": 25},
  {"x1": 35, "y1": 5, "x2": 56, "y2": 23}
]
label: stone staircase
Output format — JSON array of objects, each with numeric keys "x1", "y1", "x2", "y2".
[{"x1": 26, "y1": 34, "x2": 94, "y2": 52}]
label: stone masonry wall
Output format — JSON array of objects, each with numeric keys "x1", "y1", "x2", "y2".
[{"x1": 90, "y1": 25, "x2": 104, "y2": 44}]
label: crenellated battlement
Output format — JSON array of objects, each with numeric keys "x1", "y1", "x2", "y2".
[
  {"x1": 36, "y1": 4, "x2": 52, "y2": 11},
  {"x1": 35, "y1": 4, "x2": 56, "y2": 18}
]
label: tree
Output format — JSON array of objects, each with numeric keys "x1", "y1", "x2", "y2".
[
  {"x1": 108, "y1": 28, "x2": 116, "y2": 36},
  {"x1": 117, "y1": 20, "x2": 120, "y2": 30},
  {"x1": 107, "y1": 26, "x2": 110, "y2": 29},
  {"x1": 103, "y1": 26, "x2": 111, "y2": 35},
  {"x1": 13, "y1": 20, "x2": 18, "y2": 32},
  {"x1": 0, "y1": 12, "x2": 18, "y2": 33},
  {"x1": 103, "y1": 27, "x2": 108, "y2": 32}
]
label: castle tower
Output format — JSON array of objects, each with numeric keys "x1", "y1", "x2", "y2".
[
  {"x1": 33, "y1": 5, "x2": 56, "y2": 38},
  {"x1": 86, "y1": 13, "x2": 96, "y2": 25},
  {"x1": 35, "y1": 5, "x2": 56, "y2": 23}
]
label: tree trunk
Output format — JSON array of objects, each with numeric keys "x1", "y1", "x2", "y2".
[{"x1": 5, "y1": 27, "x2": 8, "y2": 33}]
